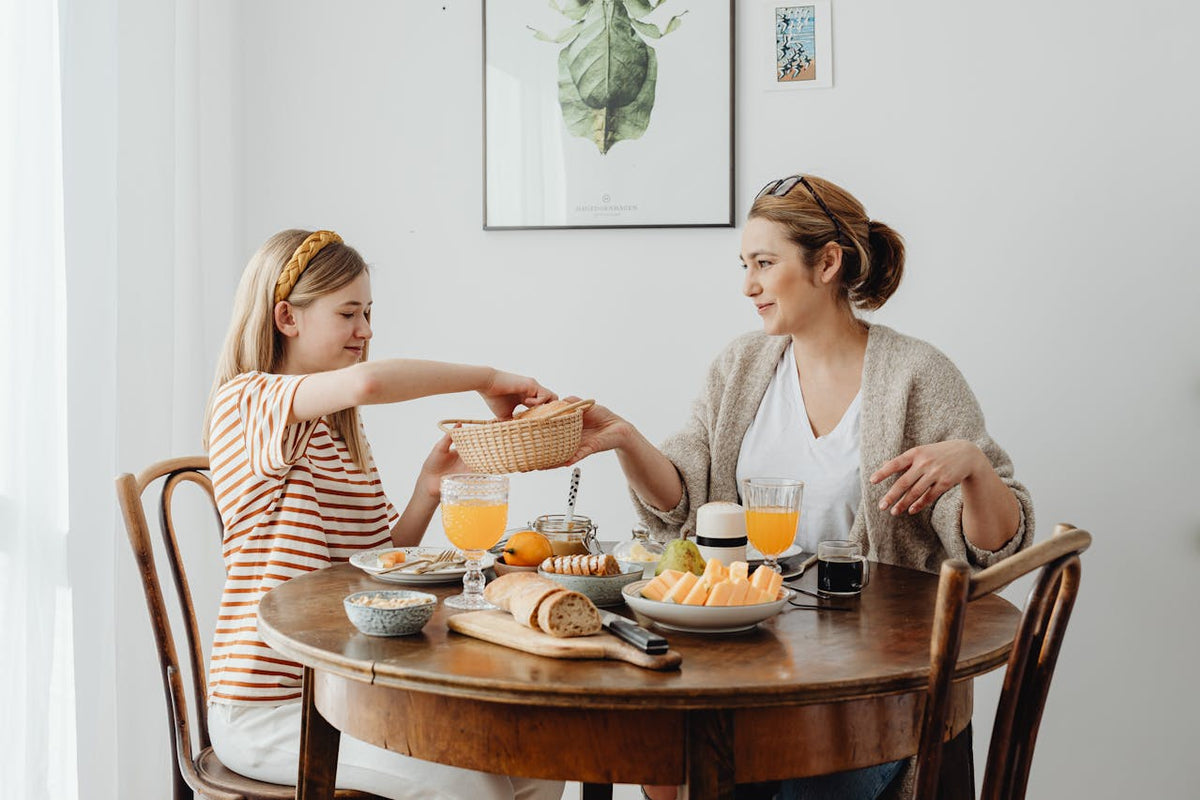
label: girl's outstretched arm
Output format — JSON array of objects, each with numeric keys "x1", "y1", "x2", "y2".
[{"x1": 287, "y1": 360, "x2": 555, "y2": 424}]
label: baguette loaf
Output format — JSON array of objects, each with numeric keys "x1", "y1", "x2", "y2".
[
  {"x1": 541, "y1": 553, "x2": 620, "y2": 577},
  {"x1": 483, "y1": 573, "x2": 563, "y2": 629},
  {"x1": 483, "y1": 573, "x2": 600, "y2": 637}
]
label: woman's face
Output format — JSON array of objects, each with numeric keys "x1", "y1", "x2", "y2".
[
  {"x1": 740, "y1": 216, "x2": 832, "y2": 337},
  {"x1": 283, "y1": 271, "x2": 373, "y2": 373}
]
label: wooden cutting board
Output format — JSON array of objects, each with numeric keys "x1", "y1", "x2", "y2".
[{"x1": 446, "y1": 610, "x2": 682, "y2": 671}]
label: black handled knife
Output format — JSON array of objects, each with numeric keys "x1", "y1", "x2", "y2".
[{"x1": 598, "y1": 609, "x2": 669, "y2": 655}]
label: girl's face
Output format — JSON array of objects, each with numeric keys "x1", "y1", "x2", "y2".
[
  {"x1": 739, "y1": 216, "x2": 834, "y2": 337},
  {"x1": 281, "y1": 271, "x2": 373, "y2": 373}
]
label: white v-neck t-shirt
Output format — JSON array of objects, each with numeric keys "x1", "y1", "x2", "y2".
[{"x1": 736, "y1": 342, "x2": 862, "y2": 553}]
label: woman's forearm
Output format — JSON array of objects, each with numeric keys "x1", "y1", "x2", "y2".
[
  {"x1": 960, "y1": 458, "x2": 1022, "y2": 552},
  {"x1": 613, "y1": 423, "x2": 685, "y2": 513}
]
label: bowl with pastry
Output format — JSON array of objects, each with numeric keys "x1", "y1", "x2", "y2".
[
  {"x1": 538, "y1": 553, "x2": 643, "y2": 608},
  {"x1": 620, "y1": 559, "x2": 791, "y2": 634},
  {"x1": 438, "y1": 399, "x2": 594, "y2": 474}
]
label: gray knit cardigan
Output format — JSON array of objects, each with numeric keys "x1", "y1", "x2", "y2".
[{"x1": 632, "y1": 324, "x2": 1033, "y2": 572}]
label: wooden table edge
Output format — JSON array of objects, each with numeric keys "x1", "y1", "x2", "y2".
[{"x1": 260, "y1": 616, "x2": 1011, "y2": 710}]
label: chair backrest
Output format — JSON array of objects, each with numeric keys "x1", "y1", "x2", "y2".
[
  {"x1": 116, "y1": 456, "x2": 221, "y2": 800},
  {"x1": 913, "y1": 522, "x2": 1092, "y2": 800}
]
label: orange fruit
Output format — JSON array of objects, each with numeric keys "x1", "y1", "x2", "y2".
[{"x1": 502, "y1": 531, "x2": 554, "y2": 567}]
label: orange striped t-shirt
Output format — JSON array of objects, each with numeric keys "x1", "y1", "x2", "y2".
[{"x1": 207, "y1": 371, "x2": 397, "y2": 706}]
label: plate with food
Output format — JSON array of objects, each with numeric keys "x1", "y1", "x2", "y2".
[
  {"x1": 349, "y1": 546, "x2": 494, "y2": 585},
  {"x1": 621, "y1": 562, "x2": 790, "y2": 633}
]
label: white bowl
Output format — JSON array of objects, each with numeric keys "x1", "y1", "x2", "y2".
[{"x1": 621, "y1": 580, "x2": 791, "y2": 633}]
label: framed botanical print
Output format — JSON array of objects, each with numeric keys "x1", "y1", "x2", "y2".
[{"x1": 483, "y1": 0, "x2": 735, "y2": 229}]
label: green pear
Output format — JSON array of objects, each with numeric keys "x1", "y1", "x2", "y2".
[{"x1": 656, "y1": 538, "x2": 705, "y2": 576}]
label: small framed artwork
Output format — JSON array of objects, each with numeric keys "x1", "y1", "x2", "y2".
[
  {"x1": 483, "y1": 0, "x2": 735, "y2": 230},
  {"x1": 759, "y1": 0, "x2": 833, "y2": 91}
]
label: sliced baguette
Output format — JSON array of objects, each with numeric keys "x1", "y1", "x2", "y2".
[
  {"x1": 542, "y1": 553, "x2": 620, "y2": 577},
  {"x1": 536, "y1": 590, "x2": 602, "y2": 638},
  {"x1": 483, "y1": 573, "x2": 564, "y2": 629}
]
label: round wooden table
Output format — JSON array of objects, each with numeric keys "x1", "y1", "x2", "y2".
[{"x1": 258, "y1": 562, "x2": 1019, "y2": 799}]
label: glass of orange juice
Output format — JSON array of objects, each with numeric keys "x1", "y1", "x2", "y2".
[
  {"x1": 441, "y1": 474, "x2": 509, "y2": 610},
  {"x1": 740, "y1": 477, "x2": 803, "y2": 574}
]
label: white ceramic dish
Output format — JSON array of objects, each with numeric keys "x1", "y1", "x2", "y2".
[
  {"x1": 621, "y1": 579, "x2": 791, "y2": 633},
  {"x1": 350, "y1": 547, "x2": 495, "y2": 586}
]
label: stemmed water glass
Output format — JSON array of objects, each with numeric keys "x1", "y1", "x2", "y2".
[
  {"x1": 440, "y1": 474, "x2": 508, "y2": 610},
  {"x1": 740, "y1": 477, "x2": 804, "y2": 574}
]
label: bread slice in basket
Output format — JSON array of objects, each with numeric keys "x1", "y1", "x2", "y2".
[{"x1": 483, "y1": 573, "x2": 601, "y2": 638}]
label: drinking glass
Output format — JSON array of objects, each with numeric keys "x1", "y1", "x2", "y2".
[
  {"x1": 441, "y1": 474, "x2": 509, "y2": 610},
  {"x1": 740, "y1": 477, "x2": 804, "y2": 574},
  {"x1": 816, "y1": 539, "x2": 870, "y2": 597}
]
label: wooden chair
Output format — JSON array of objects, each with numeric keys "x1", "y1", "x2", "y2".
[
  {"x1": 116, "y1": 456, "x2": 384, "y2": 800},
  {"x1": 912, "y1": 522, "x2": 1092, "y2": 800}
]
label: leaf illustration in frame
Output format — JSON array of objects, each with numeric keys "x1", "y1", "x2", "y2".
[{"x1": 533, "y1": 0, "x2": 686, "y2": 155}]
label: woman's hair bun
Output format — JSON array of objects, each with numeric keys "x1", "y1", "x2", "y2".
[{"x1": 850, "y1": 220, "x2": 905, "y2": 311}]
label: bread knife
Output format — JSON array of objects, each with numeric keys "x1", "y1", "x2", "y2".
[{"x1": 598, "y1": 609, "x2": 668, "y2": 655}]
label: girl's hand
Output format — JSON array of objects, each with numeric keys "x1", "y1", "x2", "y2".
[
  {"x1": 565, "y1": 401, "x2": 631, "y2": 465},
  {"x1": 416, "y1": 433, "x2": 466, "y2": 501},
  {"x1": 869, "y1": 440, "x2": 989, "y2": 516},
  {"x1": 479, "y1": 370, "x2": 556, "y2": 419}
]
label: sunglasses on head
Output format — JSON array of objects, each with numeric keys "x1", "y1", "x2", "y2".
[{"x1": 754, "y1": 174, "x2": 847, "y2": 244}]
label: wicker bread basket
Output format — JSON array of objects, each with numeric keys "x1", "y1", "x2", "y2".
[{"x1": 438, "y1": 399, "x2": 595, "y2": 474}]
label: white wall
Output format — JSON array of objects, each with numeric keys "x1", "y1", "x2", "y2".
[{"x1": 100, "y1": 0, "x2": 1200, "y2": 798}]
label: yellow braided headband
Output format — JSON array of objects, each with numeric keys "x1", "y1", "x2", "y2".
[{"x1": 273, "y1": 230, "x2": 344, "y2": 304}]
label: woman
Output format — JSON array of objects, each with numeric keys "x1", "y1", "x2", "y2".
[{"x1": 570, "y1": 175, "x2": 1033, "y2": 799}]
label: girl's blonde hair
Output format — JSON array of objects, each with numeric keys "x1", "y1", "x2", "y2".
[{"x1": 203, "y1": 229, "x2": 373, "y2": 472}]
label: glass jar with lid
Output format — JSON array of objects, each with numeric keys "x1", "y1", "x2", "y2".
[
  {"x1": 611, "y1": 525, "x2": 665, "y2": 578},
  {"x1": 529, "y1": 514, "x2": 598, "y2": 556}
]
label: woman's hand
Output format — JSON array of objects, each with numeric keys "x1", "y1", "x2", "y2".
[
  {"x1": 564, "y1": 401, "x2": 632, "y2": 465},
  {"x1": 479, "y1": 370, "x2": 556, "y2": 419},
  {"x1": 415, "y1": 433, "x2": 467, "y2": 501},
  {"x1": 869, "y1": 439, "x2": 990, "y2": 516}
]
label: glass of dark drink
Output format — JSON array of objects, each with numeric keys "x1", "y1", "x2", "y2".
[{"x1": 816, "y1": 540, "x2": 870, "y2": 597}]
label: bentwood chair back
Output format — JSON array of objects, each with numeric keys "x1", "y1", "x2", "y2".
[
  {"x1": 912, "y1": 522, "x2": 1092, "y2": 800},
  {"x1": 116, "y1": 456, "x2": 384, "y2": 800}
]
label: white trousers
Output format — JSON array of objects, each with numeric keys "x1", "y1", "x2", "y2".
[{"x1": 209, "y1": 702, "x2": 564, "y2": 800}]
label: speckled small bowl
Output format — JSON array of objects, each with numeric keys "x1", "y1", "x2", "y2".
[
  {"x1": 538, "y1": 564, "x2": 644, "y2": 608},
  {"x1": 343, "y1": 590, "x2": 437, "y2": 637}
]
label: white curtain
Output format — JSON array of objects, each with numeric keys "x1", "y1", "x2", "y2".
[{"x1": 0, "y1": 0, "x2": 79, "y2": 797}]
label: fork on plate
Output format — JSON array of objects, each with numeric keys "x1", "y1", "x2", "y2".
[
  {"x1": 374, "y1": 549, "x2": 458, "y2": 575},
  {"x1": 409, "y1": 549, "x2": 464, "y2": 574}
]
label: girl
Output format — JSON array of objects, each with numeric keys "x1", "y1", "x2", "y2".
[
  {"x1": 569, "y1": 174, "x2": 1034, "y2": 800},
  {"x1": 201, "y1": 229, "x2": 563, "y2": 800}
]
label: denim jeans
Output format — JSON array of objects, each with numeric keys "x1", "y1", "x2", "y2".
[
  {"x1": 779, "y1": 760, "x2": 905, "y2": 800},
  {"x1": 731, "y1": 759, "x2": 906, "y2": 800}
]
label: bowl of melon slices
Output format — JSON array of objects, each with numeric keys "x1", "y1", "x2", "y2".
[{"x1": 621, "y1": 558, "x2": 790, "y2": 634}]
